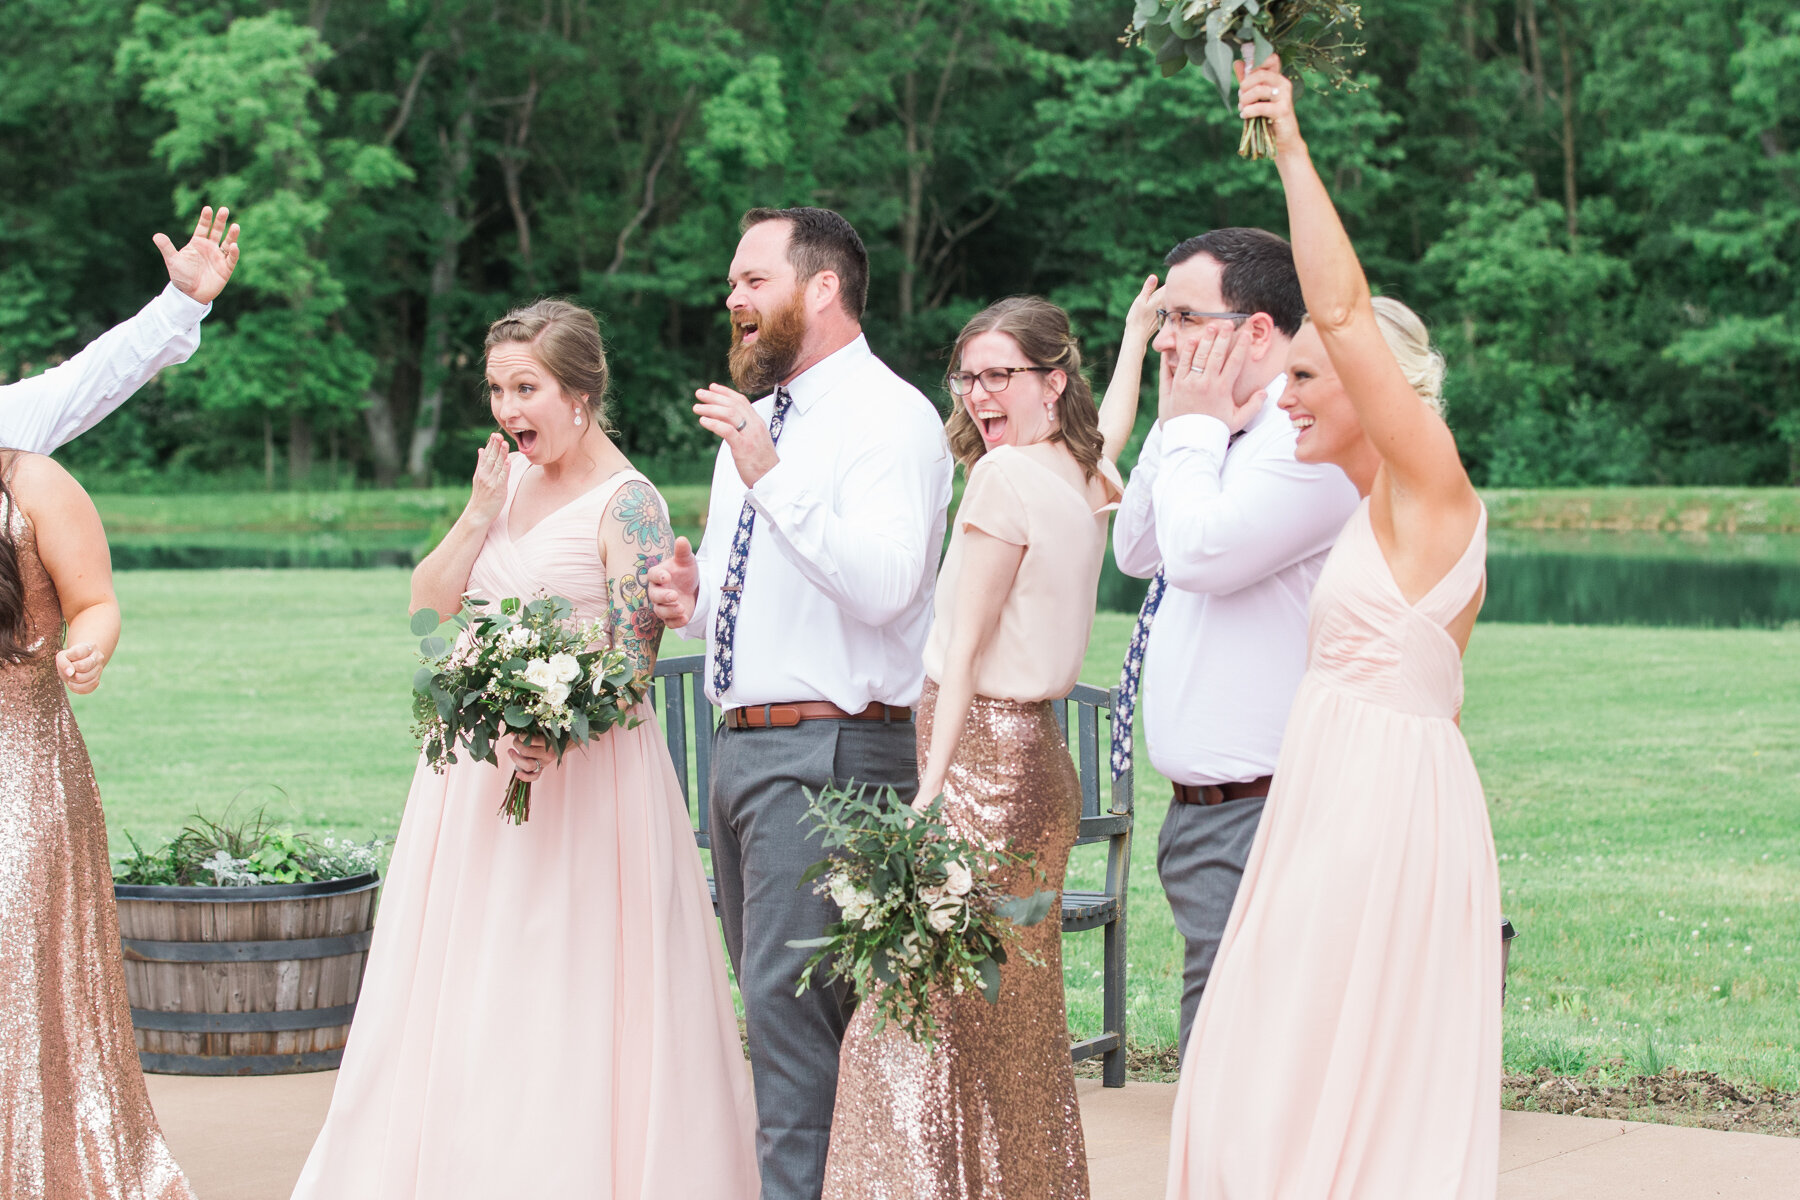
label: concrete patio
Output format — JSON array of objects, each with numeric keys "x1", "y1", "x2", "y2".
[{"x1": 147, "y1": 1071, "x2": 1800, "y2": 1199}]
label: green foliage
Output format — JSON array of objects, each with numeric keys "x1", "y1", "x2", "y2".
[
  {"x1": 9, "y1": 1, "x2": 1799, "y2": 488},
  {"x1": 113, "y1": 805, "x2": 387, "y2": 886},
  {"x1": 792, "y1": 782, "x2": 1056, "y2": 1045}
]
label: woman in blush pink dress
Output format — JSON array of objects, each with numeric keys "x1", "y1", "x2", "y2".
[
  {"x1": 292, "y1": 301, "x2": 757, "y2": 1200},
  {"x1": 1164, "y1": 59, "x2": 1500, "y2": 1200}
]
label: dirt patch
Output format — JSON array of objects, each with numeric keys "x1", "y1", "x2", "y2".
[
  {"x1": 1074, "y1": 1042, "x2": 1182, "y2": 1083},
  {"x1": 1504, "y1": 1068, "x2": 1800, "y2": 1138}
]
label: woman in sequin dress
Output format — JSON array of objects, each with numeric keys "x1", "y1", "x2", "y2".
[
  {"x1": 0, "y1": 449, "x2": 195, "y2": 1199},
  {"x1": 1165, "y1": 60, "x2": 1499, "y2": 1199},
  {"x1": 822, "y1": 295, "x2": 1148, "y2": 1200}
]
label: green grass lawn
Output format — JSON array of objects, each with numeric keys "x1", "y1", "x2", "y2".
[{"x1": 71, "y1": 570, "x2": 1800, "y2": 1088}]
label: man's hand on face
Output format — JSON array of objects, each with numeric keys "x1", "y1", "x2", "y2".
[
  {"x1": 155, "y1": 206, "x2": 241, "y2": 305},
  {"x1": 1161, "y1": 324, "x2": 1267, "y2": 436},
  {"x1": 694, "y1": 382, "x2": 780, "y2": 488}
]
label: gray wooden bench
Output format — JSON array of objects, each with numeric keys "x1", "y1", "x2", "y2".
[{"x1": 651, "y1": 654, "x2": 1135, "y2": 1088}]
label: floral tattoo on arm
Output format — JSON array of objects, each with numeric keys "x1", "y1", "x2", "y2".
[{"x1": 609, "y1": 481, "x2": 673, "y2": 678}]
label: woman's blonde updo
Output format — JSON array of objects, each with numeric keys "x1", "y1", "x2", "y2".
[
  {"x1": 1370, "y1": 295, "x2": 1447, "y2": 415},
  {"x1": 945, "y1": 296, "x2": 1105, "y2": 479},
  {"x1": 483, "y1": 299, "x2": 616, "y2": 434}
]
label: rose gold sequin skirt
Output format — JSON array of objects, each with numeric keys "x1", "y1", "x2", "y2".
[
  {"x1": 822, "y1": 682, "x2": 1090, "y2": 1200},
  {"x1": 0, "y1": 648, "x2": 194, "y2": 1195}
]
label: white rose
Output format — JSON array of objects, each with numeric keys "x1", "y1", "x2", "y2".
[
  {"x1": 549, "y1": 652, "x2": 581, "y2": 683},
  {"x1": 545, "y1": 681, "x2": 571, "y2": 708},
  {"x1": 944, "y1": 860, "x2": 974, "y2": 897},
  {"x1": 523, "y1": 659, "x2": 555, "y2": 688},
  {"x1": 919, "y1": 885, "x2": 945, "y2": 905},
  {"x1": 829, "y1": 875, "x2": 857, "y2": 909},
  {"x1": 926, "y1": 903, "x2": 958, "y2": 933}
]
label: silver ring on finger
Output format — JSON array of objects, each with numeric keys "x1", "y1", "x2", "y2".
[{"x1": 734, "y1": 416, "x2": 748, "y2": 432}]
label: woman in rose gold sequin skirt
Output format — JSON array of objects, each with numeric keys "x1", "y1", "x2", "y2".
[
  {"x1": 824, "y1": 684, "x2": 1090, "y2": 1199},
  {"x1": 824, "y1": 297, "x2": 1137, "y2": 1198},
  {"x1": 0, "y1": 452, "x2": 195, "y2": 1200}
]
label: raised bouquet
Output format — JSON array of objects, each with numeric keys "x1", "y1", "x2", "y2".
[
  {"x1": 410, "y1": 595, "x2": 646, "y2": 823},
  {"x1": 789, "y1": 782, "x2": 1057, "y2": 1045},
  {"x1": 1125, "y1": 0, "x2": 1364, "y2": 158}
]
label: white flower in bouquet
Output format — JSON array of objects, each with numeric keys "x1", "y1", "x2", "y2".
[
  {"x1": 944, "y1": 860, "x2": 974, "y2": 897},
  {"x1": 501, "y1": 625, "x2": 532, "y2": 651},
  {"x1": 523, "y1": 659, "x2": 556, "y2": 688},
  {"x1": 919, "y1": 884, "x2": 945, "y2": 905},
  {"x1": 544, "y1": 681, "x2": 571, "y2": 708},
  {"x1": 548, "y1": 652, "x2": 581, "y2": 683},
  {"x1": 926, "y1": 896, "x2": 965, "y2": 933}
]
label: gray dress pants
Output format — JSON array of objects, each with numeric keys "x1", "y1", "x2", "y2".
[
  {"x1": 709, "y1": 717, "x2": 917, "y2": 1200},
  {"x1": 1156, "y1": 791, "x2": 1268, "y2": 1061}
]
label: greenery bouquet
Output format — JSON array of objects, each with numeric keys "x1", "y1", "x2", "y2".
[
  {"x1": 789, "y1": 782, "x2": 1058, "y2": 1046},
  {"x1": 410, "y1": 595, "x2": 645, "y2": 824},
  {"x1": 1126, "y1": 0, "x2": 1364, "y2": 158}
]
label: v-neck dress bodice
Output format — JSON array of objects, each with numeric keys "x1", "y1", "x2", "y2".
[
  {"x1": 1168, "y1": 498, "x2": 1501, "y2": 1200},
  {"x1": 466, "y1": 455, "x2": 630, "y2": 627}
]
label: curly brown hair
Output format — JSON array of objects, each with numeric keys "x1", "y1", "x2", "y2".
[{"x1": 944, "y1": 297, "x2": 1104, "y2": 480}]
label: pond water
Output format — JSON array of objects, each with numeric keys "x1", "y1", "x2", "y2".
[
  {"x1": 1097, "y1": 530, "x2": 1800, "y2": 629},
  {"x1": 112, "y1": 529, "x2": 1800, "y2": 629}
]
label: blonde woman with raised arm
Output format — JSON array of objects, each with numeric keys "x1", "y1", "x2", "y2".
[{"x1": 1165, "y1": 57, "x2": 1500, "y2": 1200}]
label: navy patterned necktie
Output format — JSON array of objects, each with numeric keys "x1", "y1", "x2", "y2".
[
  {"x1": 711, "y1": 387, "x2": 794, "y2": 694},
  {"x1": 1111, "y1": 569, "x2": 1165, "y2": 780}
]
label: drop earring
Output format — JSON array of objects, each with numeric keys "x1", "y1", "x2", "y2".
[{"x1": 573, "y1": 408, "x2": 584, "y2": 427}]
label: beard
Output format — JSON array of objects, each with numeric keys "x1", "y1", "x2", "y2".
[{"x1": 728, "y1": 289, "x2": 808, "y2": 395}]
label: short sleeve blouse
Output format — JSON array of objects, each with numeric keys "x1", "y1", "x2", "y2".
[{"x1": 922, "y1": 445, "x2": 1123, "y2": 703}]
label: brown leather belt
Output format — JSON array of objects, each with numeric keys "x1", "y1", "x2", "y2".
[
  {"x1": 724, "y1": 701, "x2": 912, "y2": 730},
  {"x1": 1173, "y1": 776, "x2": 1274, "y2": 806}
]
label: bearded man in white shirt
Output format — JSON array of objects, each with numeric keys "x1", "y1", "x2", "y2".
[
  {"x1": 647, "y1": 206, "x2": 953, "y2": 1200},
  {"x1": 1113, "y1": 228, "x2": 1360, "y2": 1060},
  {"x1": 0, "y1": 206, "x2": 240, "y2": 454}
]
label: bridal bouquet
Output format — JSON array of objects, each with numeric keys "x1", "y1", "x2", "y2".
[
  {"x1": 789, "y1": 782, "x2": 1057, "y2": 1045},
  {"x1": 410, "y1": 595, "x2": 645, "y2": 823},
  {"x1": 1124, "y1": 0, "x2": 1364, "y2": 158}
]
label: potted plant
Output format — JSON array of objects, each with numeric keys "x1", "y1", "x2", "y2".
[{"x1": 112, "y1": 809, "x2": 387, "y2": 1076}]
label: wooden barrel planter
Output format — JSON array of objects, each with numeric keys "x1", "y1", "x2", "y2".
[{"x1": 114, "y1": 872, "x2": 380, "y2": 1075}]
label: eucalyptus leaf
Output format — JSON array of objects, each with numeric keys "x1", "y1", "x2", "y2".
[
  {"x1": 786, "y1": 935, "x2": 836, "y2": 949},
  {"x1": 420, "y1": 635, "x2": 447, "y2": 658},
  {"x1": 975, "y1": 955, "x2": 1001, "y2": 1001},
  {"x1": 1205, "y1": 35, "x2": 1237, "y2": 104},
  {"x1": 503, "y1": 705, "x2": 532, "y2": 728},
  {"x1": 413, "y1": 666, "x2": 436, "y2": 694},
  {"x1": 1131, "y1": 0, "x2": 1161, "y2": 26}
]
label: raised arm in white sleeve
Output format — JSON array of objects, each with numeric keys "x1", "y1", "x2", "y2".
[
  {"x1": 0, "y1": 284, "x2": 211, "y2": 454},
  {"x1": 1150, "y1": 413, "x2": 1354, "y2": 596},
  {"x1": 746, "y1": 406, "x2": 951, "y2": 628},
  {"x1": 1113, "y1": 420, "x2": 1166, "y2": 579}
]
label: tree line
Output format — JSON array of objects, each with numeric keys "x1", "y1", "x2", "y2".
[{"x1": 4, "y1": 0, "x2": 1797, "y2": 489}]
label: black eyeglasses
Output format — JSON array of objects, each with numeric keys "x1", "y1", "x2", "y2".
[
  {"x1": 945, "y1": 366, "x2": 1054, "y2": 397},
  {"x1": 1154, "y1": 309, "x2": 1253, "y2": 332}
]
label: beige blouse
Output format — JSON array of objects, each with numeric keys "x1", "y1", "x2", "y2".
[{"x1": 922, "y1": 445, "x2": 1124, "y2": 703}]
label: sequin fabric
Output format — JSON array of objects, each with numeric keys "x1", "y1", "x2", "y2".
[
  {"x1": 822, "y1": 681, "x2": 1090, "y2": 1200},
  {"x1": 0, "y1": 479, "x2": 194, "y2": 1199}
]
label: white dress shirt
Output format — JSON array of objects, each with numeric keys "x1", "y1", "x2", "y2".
[
  {"x1": 1113, "y1": 375, "x2": 1361, "y2": 786},
  {"x1": 681, "y1": 334, "x2": 954, "y2": 711},
  {"x1": 0, "y1": 284, "x2": 211, "y2": 454}
]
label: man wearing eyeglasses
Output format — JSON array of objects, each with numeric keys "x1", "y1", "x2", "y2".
[{"x1": 1112, "y1": 228, "x2": 1360, "y2": 1060}]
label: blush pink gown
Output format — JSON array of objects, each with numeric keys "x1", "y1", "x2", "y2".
[
  {"x1": 1167, "y1": 500, "x2": 1500, "y2": 1200},
  {"x1": 292, "y1": 465, "x2": 758, "y2": 1200}
]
